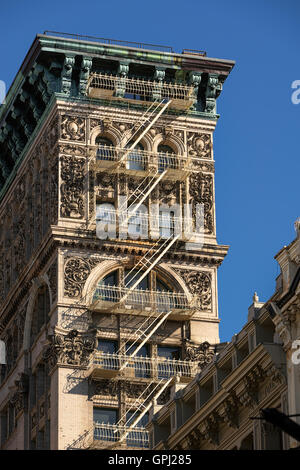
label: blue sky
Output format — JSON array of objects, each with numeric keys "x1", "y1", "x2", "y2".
[{"x1": 0, "y1": 0, "x2": 299, "y2": 342}]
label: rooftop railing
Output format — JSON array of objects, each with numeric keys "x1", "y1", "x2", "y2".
[
  {"x1": 43, "y1": 31, "x2": 174, "y2": 53},
  {"x1": 87, "y1": 73, "x2": 194, "y2": 109}
]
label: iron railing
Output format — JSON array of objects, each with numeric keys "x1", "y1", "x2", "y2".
[
  {"x1": 87, "y1": 73, "x2": 194, "y2": 102},
  {"x1": 95, "y1": 145, "x2": 193, "y2": 172},
  {"x1": 92, "y1": 285, "x2": 191, "y2": 311},
  {"x1": 43, "y1": 31, "x2": 174, "y2": 53},
  {"x1": 93, "y1": 352, "x2": 199, "y2": 378}
]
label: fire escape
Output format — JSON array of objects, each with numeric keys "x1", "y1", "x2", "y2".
[{"x1": 81, "y1": 71, "x2": 200, "y2": 449}]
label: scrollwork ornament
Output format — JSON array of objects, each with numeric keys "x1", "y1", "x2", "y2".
[
  {"x1": 60, "y1": 156, "x2": 85, "y2": 218},
  {"x1": 184, "y1": 340, "x2": 214, "y2": 369},
  {"x1": 187, "y1": 133, "x2": 211, "y2": 159},
  {"x1": 175, "y1": 269, "x2": 212, "y2": 310},
  {"x1": 64, "y1": 257, "x2": 100, "y2": 297},
  {"x1": 43, "y1": 329, "x2": 96, "y2": 369},
  {"x1": 189, "y1": 172, "x2": 214, "y2": 233}
]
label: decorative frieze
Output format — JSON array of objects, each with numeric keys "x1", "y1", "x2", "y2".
[
  {"x1": 174, "y1": 269, "x2": 212, "y2": 311},
  {"x1": 43, "y1": 329, "x2": 96, "y2": 369},
  {"x1": 187, "y1": 133, "x2": 211, "y2": 159},
  {"x1": 59, "y1": 144, "x2": 86, "y2": 156},
  {"x1": 220, "y1": 392, "x2": 239, "y2": 429},
  {"x1": 47, "y1": 260, "x2": 58, "y2": 303},
  {"x1": 61, "y1": 116, "x2": 85, "y2": 142},
  {"x1": 199, "y1": 411, "x2": 221, "y2": 446},
  {"x1": 61, "y1": 56, "x2": 75, "y2": 95},
  {"x1": 9, "y1": 373, "x2": 29, "y2": 416},
  {"x1": 184, "y1": 340, "x2": 214, "y2": 368},
  {"x1": 64, "y1": 256, "x2": 100, "y2": 298},
  {"x1": 238, "y1": 365, "x2": 265, "y2": 408},
  {"x1": 94, "y1": 379, "x2": 118, "y2": 396},
  {"x1": 60, "y1": 155, "x2": 85, "y2": 218},
  {"x1": 124, "y1": 382, "x2": 146, "y2": 399},
  {"x1": 96, "y1": 172, "x2": 116, "y2": 200},
  {"x1": 189, "y1": 172, "x2": 214, "y2": 234}
]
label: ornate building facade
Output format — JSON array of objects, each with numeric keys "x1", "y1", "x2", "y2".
[
  {"x1": 0, "y1": 32, "x2": 234, "y2": 450},
  {"x1": 147, "y1": 221, "x2": 300, "y2": 450}
]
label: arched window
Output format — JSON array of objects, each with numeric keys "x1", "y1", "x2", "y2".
[
  {"x1": 126, "y1": 142, "x2": 145, "y2": 171},
  {"x1": 93, "y1": 269, "x2": 180, "y2": 310},
  {"x1": 30, "y1": 285, "x2": 50, "y2": 346},
  {"x1": 157, "y1": 143, "x2": 176, "y2": 173},
  {"x1": 96, "y1": 136, "x2": 114, "y2": 160}
]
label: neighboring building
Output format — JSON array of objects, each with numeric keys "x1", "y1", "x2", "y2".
[
  {"x1": 147, "y1": 221, "x2": 300, "y2": 450},
  {"x1": 0, "y1": 32, "x2": 234, "y2": 449}
]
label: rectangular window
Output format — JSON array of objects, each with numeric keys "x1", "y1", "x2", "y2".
[
  {"x1": 97, "y1": 340, "x2": 117, "y2": 354},
  {"x1": 93, "y1": 407, "x2": 118, "y2": 442},
  {"x1": 125, "y1": 342, "x2": 150, "y2": 378}
]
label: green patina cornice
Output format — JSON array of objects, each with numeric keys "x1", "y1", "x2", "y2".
[
  {"x1": 0, "y1": 93, "x2": 57, "y2": 202},
  {"x1": 0, "y1": 71, "x2": 25, "y2": 123},
  {"x1": 39, "y1": 36, "x2": 181, "y2": 69},
  {"x1": 37, "y1": 34, "x2": 235, "y2": 74}
]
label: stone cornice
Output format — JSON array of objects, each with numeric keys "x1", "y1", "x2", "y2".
[{"x1": 153, "y1": 343, "x2": 286, "y2": 450}]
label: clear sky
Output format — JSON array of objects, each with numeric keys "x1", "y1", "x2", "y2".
[{"x1": 0, "y1": 0, "x2": 299, "y2": 342}]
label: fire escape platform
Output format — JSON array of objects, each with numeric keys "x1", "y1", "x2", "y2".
[
  {"x1": 87, "y1": 73, "x2": 195, "y2": 110},
  {"x1": 86, "y1": 356, "x2": 197, "y2": 382},
  {"x1": 88, "y1": 88, "x2": 194, "y2": 111}
]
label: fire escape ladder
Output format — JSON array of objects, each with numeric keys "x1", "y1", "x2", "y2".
[
  {"x1": 117, "y1": 309, "x2": 173, "y2": 371},
  {"x1": 116, "y1": 376, "x2": 173, "y2": 444},
  {"x1": 120, "y1": 234, "x2": 179, "y2": 305},
  {"x1": 119, "y1": 168, "x2": 167, "y2": 221}
]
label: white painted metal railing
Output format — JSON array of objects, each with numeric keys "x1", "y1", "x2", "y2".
[
  {"x1": 95, "y1": 145, "x2": 192, "y2": 172},
  {"x1": 93, "y1": 423, "x2": 149, "y2": 448},
  {"x1": 87, "y1": 73, "x2": 194, "y2": 102},
  {"x1": 93, "y1": 352, "x2": 198, "y2": 378},
  {"x1": 93, "y1": 285, "x2": 190, "y2": 311}
]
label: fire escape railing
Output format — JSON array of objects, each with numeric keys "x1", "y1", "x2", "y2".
[
  {"x1": 92, "y1": 352, "x2": 198, "y2": 378},
  {"x1": 93, "y1": 423, "x2": 149, "y2": 449},
  {"x1": 87, "y1": 73, "x2": 194, "y2": 108},
  {"x1": 92, "y1": 285, "x2": 191, "y2": 310}
]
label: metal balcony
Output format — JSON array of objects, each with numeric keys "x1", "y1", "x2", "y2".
[
  {"x1": 92, "y1": 423, "x2": 149, "y2": 449},
  {"x1": 90, "y1": 285, "x2": 196, "y2": 319},
  {"x1": 88, "y1": 352, "x2": 199, "y2": 380},
  {"x1": 87, "y1": 73, "x2": 194, "y2": 110},
  {"x1": 94, "y1": 145, "x2": 192, "y2": 180}
]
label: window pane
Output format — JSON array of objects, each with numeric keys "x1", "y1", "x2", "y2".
[
  {"x1": 126, "y1": 142, "x2": 145, "y2": 171},
  {"x1": 100, "y1": 272, "x2": 118, "y2": 286},
  {"x1": 96, "y1": 137, "x2": 113, "y2": 160},
  {"x1": 124, "y1": 270, "x2": 149, "y2": 290},
  {"x1": 93, "y1": 408, "x2": 118, "y2": 442},
  {"x1": 125, "y1": 342, "x2": 149, "y2": 357},
  {"x1": 158, "y1": 346, "x2": 180, "y2": 359},
  {"x1": 97, "y1": 340, "x2": 117, "y2": 354},
  {"x1": 126, "y1": 412, "x2": 149, "y2": 448}
]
